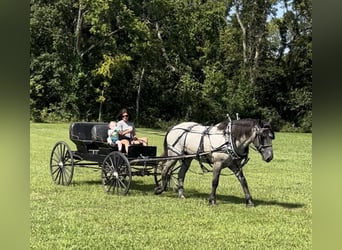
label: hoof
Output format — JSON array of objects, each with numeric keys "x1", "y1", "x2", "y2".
[
  {"x1": 246, "y1": 201, "x2": 255, "y2": 207},
  {"x1": 209, "y1": 199, "x2": 216, "y2": 206},
  {"x1": 178, "y1": 189, "x2": 185, "y2": 199},
  {"x1": 154, "y1": 186, "x2": 163, "y2": 195}
]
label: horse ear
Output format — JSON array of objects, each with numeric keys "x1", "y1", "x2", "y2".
[
  {"x1": 260, "y1": 119, "x2": 272, "y2": 128},
  {"x1": 259, "y1": 126, "x2": 275, "y2": 139}
]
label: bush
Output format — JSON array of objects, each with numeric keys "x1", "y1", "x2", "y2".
[
  {"x1": 257, "y1": 107, "x2": 283, "y2": 131},
  {"x1": 33, "y1": 105, "x2": 78, "y2": 123},
  {"x1": 280, "y1": 122, "x2": 303, "y2": 132},
  {"x1": 154, "y1": 119, "x2": 182, "y2": 130},
  {"x1": 299, "y1": 111, "x2": 312, "y2": 133}
]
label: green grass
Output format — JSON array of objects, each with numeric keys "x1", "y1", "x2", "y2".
[{"x1": 30, "y1": 123, "x2": 312, "y2": 249}]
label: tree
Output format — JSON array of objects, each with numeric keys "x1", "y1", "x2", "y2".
[{"x1": 30, "y1": 0, "x2": 312, "y2": 131}]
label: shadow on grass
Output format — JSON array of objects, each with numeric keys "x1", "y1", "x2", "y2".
[
  {"x1": 172, "y1": 189, "x2": 306, "y2": 209},
  {"x1": 129, "y1": 180, "x2": 157, "y2": 193},
  {"x1": 72, "y1": 178, "x2": 157, "y2": 194},
  {"x1": 72, "y1": 179, "x2": 102, "y2": 186},
  {"x1": 71, "y1": 180, "x2": 305, "y2": 209}
]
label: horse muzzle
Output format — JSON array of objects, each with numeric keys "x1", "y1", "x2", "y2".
[{"x1": 260, "y1": 148, "x2": 273, "y2": 162}]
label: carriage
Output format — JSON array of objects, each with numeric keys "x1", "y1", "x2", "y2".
[
  {"x1": 50, "y1": 121, "x2": 181, "y2": 195},
  {"x1": 50, "y1": 118, "x2": 275, "y2": 206}
]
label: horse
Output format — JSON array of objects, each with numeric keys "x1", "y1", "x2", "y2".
[{"x1": 154, "y1": 118, "x2": 275, "y2": 206}]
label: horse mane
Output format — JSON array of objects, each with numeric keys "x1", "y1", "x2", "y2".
[
  {"x1": 217, "y1": 118, "x2": 270, "y2": 138},
  {"x1": 217, "y1": 120, "x2": 229, "y2": 130},
  {"x1": 232, "y1": 119, "x2": 259, "y2": 138}
]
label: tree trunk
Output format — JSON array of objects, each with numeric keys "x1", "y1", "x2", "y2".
[
  {"x1": 135, "y1": 67, "x2": 145, "y2": 124},
  {"x1": 155, "y1": 22, "x2": 176, "y2": 72},
  {"x1": 234, "y1": 2, "x2": 247, "y2": 64},
  {"x1": 75, "y1": 0, "x2": 83, "y2": 56}
]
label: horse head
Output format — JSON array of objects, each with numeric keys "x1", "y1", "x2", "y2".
[{"x1": 253, "y1": 120, "x2": 275, "y2": 162}]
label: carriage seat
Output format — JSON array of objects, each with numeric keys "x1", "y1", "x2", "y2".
[
  {"x1": 91, "y1": 124, "x2": 120, "y2": 154},
  {"x1": 91, "y1": 124, "x2": 109, "y2": 143},
  {"x1": 69, "y1": 122, "x2": 108, "y2": 152}
]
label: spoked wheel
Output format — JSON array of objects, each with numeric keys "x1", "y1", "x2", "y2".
[
  {"x1": 50, "y1": 141, "x2": 74, "y2": 185},
  {"x1": 154, "y1": 163, "x2": 180, "y2": 193},
  {"x1": 102, "y1": 151, "x2": 132, "y2": 195}
]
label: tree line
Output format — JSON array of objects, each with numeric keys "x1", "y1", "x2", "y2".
[{"x1": 30, "y1": 0, "x2": 312, "y2": 132}]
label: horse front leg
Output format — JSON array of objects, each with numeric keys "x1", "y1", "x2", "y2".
[
  {"x1": 235, "y1": 170, "x2": 254, "y2": 207},
  {"x1": 208, "y1": 165, "x2": 222, "y2": 205},
  {"x1": 177, "y1": 159, "x2": 192, "y2": 199}
]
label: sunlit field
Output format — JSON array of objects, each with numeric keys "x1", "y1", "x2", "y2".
[{"x1": 30, "y1": 123, "x2": 312, "y2": 249}]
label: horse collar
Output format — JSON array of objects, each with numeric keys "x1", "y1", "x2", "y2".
[{"x1": 225, "y1": 122, "x2": 248, "y2": 160}]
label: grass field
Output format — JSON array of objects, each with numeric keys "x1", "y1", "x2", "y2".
[{"x1": 30, "y1": 123, "x2": 312, "y2": 249}]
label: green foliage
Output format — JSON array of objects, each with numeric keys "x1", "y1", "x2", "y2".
[
  {"x1": 30, "y1": 0, "x2": 312, "y2": 131},
  {"x1": 39, "y1": 105, "x2": 78, "y2": 123},
  {"x1": 94, "y1": 54, "x2": 132, "y2": 79},
  {"x1": 30, "y1": 123, "x2": 312, "y2": 249},
  {"x1": 298, "y1": 110, "x2": 312, "y2": 133},
  {"x1": 257, "y1": 106, "x2": 283, "y2": 130}
]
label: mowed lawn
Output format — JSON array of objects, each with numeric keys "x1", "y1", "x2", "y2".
[{"x1": 30, "y1": 123, "x2": 312, "y2": 249}]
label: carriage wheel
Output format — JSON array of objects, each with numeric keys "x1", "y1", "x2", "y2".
[
  {"x1": 154, "y1": 163, "x2": 180, "y2": 192},
  {"x1": 50, "y1": 141, "x2": 74, "y2": 185},
  {"x1": 102, "y1": 151, "x2": 132, "y2": 195}
]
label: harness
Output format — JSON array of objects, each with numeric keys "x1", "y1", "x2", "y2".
[
  {"x1": 218, "y1": 121, "x2": 250, "y2": 173},
  {"x1": 224, "y1": 122, "x2": 248, "y2": 160},
  {"x1": 167, "y1": 121, "x2": 251, "y2": 173},
  {"x1": 166, "y1": 124, "x2": 213, "y2": 173},
  {"x1": 168, "y1": 124, "x2": 199, "y2": 155}
]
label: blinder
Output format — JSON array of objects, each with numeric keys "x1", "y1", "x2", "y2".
[
  {"x1": 260, "y1": 128, "x2": 275, "y2": 140},
  {"x1": 254, "y1": 127, "x2": 274, "y2": 152}
]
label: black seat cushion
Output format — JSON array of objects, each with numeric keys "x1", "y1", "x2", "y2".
[
  {"x1": 69, "y1": 122, "x2": 107, "y2": 152},
  {"x1": 70, "y1": 122, "x2": 104, "y2": 141},
  {"x1": 91, "y1": 124, "x2": 109, "y2": 142}
]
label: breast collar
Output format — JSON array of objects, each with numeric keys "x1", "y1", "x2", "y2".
[{"x1": 223, "y1": 122, "x2": 249, "y2": 160}]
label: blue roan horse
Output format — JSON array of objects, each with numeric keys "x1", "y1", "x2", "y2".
[{"x1": 154, "y1": 118, "x2": 275, "y2": 206}]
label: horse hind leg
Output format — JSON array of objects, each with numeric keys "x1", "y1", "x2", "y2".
[
  {"x1": 154, "y1": 159, "x2": 177, "y2": 195},
  {"x1": 177, "y1": 158, "x2": 192, "y2": 199}
]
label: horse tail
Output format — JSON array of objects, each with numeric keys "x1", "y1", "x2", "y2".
[
  {"x1": 161, "y1": 126, "x2": 173, "y2": 157},
  {"x1": 158, "y1": 126, "x2": 173, "y2": 167}
]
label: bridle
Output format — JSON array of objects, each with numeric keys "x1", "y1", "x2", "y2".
[
  {"x1": 221, "y1": 121, "x2": 274, "y2": 157},
  {"x1": 252, "y1": 126, "x2": 274, "y2": 153}
]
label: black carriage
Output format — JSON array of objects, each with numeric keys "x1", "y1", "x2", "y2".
[
  {"x1": 50, "y1": 122, "x2": 172, "y2": 195},
  {"x1": 50, "y1": 117, "x2": 275, "y2": 206}
]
